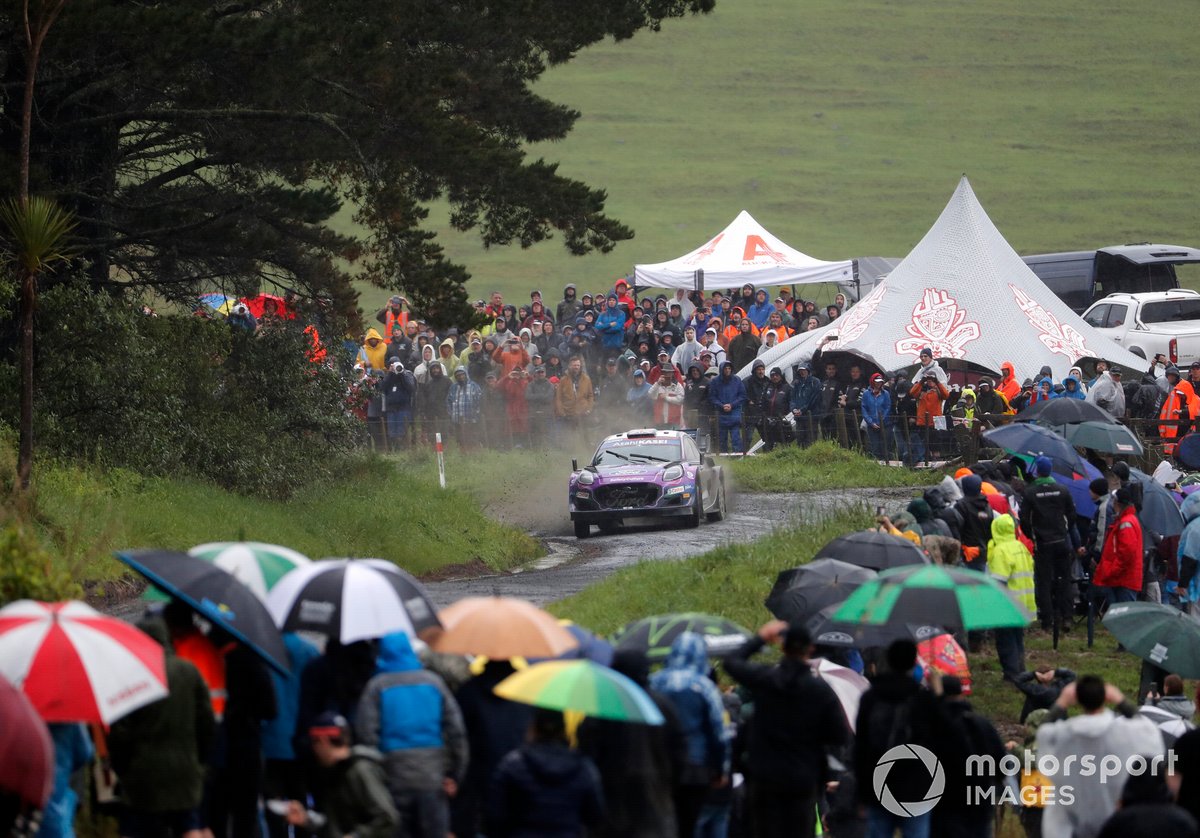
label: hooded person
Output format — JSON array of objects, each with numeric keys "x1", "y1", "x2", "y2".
[
  {"x1": 413, "y1": 343, "x2": 439, "y2": 384},
  {"x1": 997, "y1": 361, "x2": 1021, "y2": 402},
  {"x1": 726, "y1": 317, "x2": 761, "y2": 373},
  {"x1": 954, "y1": 474, "x2": 994, "y2": 571},
  {"x1": 595, "y1": 294, "x2": 627, "y2": 350},
  {"x1": 720, "y1": 306, "x2": 753, "y2": 348},
  {"x1": 1057, "y1": 375, "x2": 1087, "y2": 400},
  {"x1": 381, "y1": 361, "x2": 417, "y2": 448},
  {"x1": 361, "y1": 328, "x2": 389, "y2": 372},
  {"x1": 987, "y1": 513, "x2": 1037, "y2": 676},
  {"x1": 648, "y1": 364, "x2": 686, "y2": 427},
  {"x1": 613, "y1": 277, "x2": 635, "y2": 312},
  {"x1": 1087, "y1": 365, "x2": 1126, "y2": 419},
  {"x1": 1020, "y1": 456, "x2": 1081, "y2": 632},
  {"x1": 747, "y1": 288, "x2": 774, "y2": 329},
  {"x1": 416, "y1": 358, "x2": 450, "y2": 442},
  {"x1": 759, "y1": 366, "x2": 792, "y2": 452},
  {"x1": 1177, "y1": 492, "x2": 1200, "y2": 619},
  {"x1": 649, "y1": 633, "x2": 729, "y2": 838},
  {"x1": 354, "y1": 634, "x2": 468, "y2": 838},
  {"x1": 789, "y1": 362, "x2": 822, "y2": 447},
  {"x1": 736, "y1": 283, "x2": 756, "y2": 314},
  {"x1": 446, "y1": 366, "x2": 483, "y2": 446},
  {"x1": 556, "y1": 284, "x2": 580, "y2": 324},
  {"x1": 699, "y1": 328, "x2": 727, "y2": 368},
  {"x1": 973, "y1": 377, "x2": 1010, "y2": 422}
]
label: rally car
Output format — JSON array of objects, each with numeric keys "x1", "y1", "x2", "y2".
[{"x1": 568, "y1": 429, "x2": 727, "y2": 538}]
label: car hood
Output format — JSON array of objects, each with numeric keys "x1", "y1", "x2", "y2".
[{"x1": 591, "y1": 463, "x2": 673, "y2": 482}]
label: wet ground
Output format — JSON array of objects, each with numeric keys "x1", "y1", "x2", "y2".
[{"x1": 425, "y1": 486, "x2": 918, "y2": 607}]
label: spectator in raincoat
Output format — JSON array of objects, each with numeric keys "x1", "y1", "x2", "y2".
[
  {"x1": 381, "y1": 361, "x2": 416, "y2": 449},
  {"x1": 447, "y1": 367, "x2": 482, "y2": 448},
  {"x1": 1159, "y1": 365, "x2": 1196, "y2": 453},
  {"x1": 973, "y1": 377, "x2": 1011, "y2": 424},
  {"x1": 649, "y1": 365, "x2": 686, "y2": 428},
  {"x1": 988, "y1": 513, "x2": 1037, "y2": 676},
  {"x1": 708, "y1": 361, "x2": 747, "y2": 453},
  {"x1": 759, "y1": 367, "x2": 792, "y2": 452},
  {"x1": 493, "y1": 337, "x2": 530, "y2": 378},
  {"x1": 790, "y1": 362, "x2": 821, "y2": 447},
  {"x1": 360, "y1": 328, "x2": 389, "y2": 372},
  {"x1": 861, "y1": 372, "x2": 892, "y2": 460},
  {"x1": 596, "y1": 294, "x2": 627, "y2": 350},
  {"x1": 556, "y1": 284, "x2": 580, "y2": 323},
  {"x1": 747, "y1": 288, "x2": 774, "y2": 329},
  {"x1": 1088, "y1": 365, "x2": 1126, "y2": 419},
  {"x1": 1095, "y1": 487, "x2": 1144, "y2": 604},
  {"x1": 1056, "y1": 374, "x2": 1087, "y2": 400},
  {"x1": 673, "y1": 326, "x2": 704, "y2": 374},
  {"x1": 649, "y1": 633, "x2": 729, "y2": 838},
  {"x1": 726, "y1": 318, "x2": 760, "y2": 372},
  {"x1": 998, "y1": 360, "x2": 1021, "y2": 402},
  {"x1": 555, "y1": 356, "x2": 594, "y2": 424}
]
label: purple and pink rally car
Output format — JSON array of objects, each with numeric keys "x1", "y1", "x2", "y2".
[{"x1": 568, "y1": 429, "x2": 727, "y2": 538}]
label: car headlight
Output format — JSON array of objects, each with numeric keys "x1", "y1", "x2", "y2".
[
  {"x1": 577, "y1": 470, "x2": 596, "y2": 485},
  {"x1": 662, "y1": 465, "x2": 684, "y2": 482}
]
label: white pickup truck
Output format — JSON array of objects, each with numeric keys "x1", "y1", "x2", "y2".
[{"x1": 1081, "y1": 290, "x2": 1200, "y2": 366}]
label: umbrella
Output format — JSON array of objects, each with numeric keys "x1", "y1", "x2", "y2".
[
  {"x1": 240, "y1": 293, "x2": 295, "y2": 319},
  {"x1": 765, "y1": 559, "x2": 877, "y2": 623},
  {"x1": 0, "y1": 675, "x2": 53, "y2": 808},
  {"x1": 805, "y1": 604, "x2": 946, "y2": 649},
  {"x1": 1056, "y1": 421, "x2": 1144, "y2": 456},
  {"x1": 611, "y1": 613, "x2": 752, "y2": 661},
  {"x1": 145, "y1": 542, "x2": 312, "y2": 603},
  {"x1": 493, "y1": 660, "x2": 664, "y2": 725},
  {"x1": 832, "y1": 565, "x2": 1032, "y2": 631},
  {"x1": 1103, "y1": 602, "x2": 1200, "y2": 678},
  {"x1": 982, "y1": 423, "x2": 1085, "y2": 477},
  {"x1": 115, "y1": 549, "x2": 289, "y2": 675},
  {"x1": 811, "y1": 658, "x2": 869, "y2": 733},
  {"x1": 557, "y1": 622, "x2": 614, "y2": 665},
  {"x1": 1050, "y1": 459, "x2": 1104, "y2": 518},
  {"x1": 1015, "y1": 398, "x2": 1117, "y2": 425},
  {"x1": 0, "y1": 600, "x2": 168, "y2": 724},
  {"x1": 1136, "y1": 704, "x2": 1194, "y2": 746},
  {"x1": 814, "y1": 531, "x2": 930, "y2": 572},
  {"x1": 434, "y1": 597, "x2": 578, "y2": 659},
  {"x1": 266, "y1": 559, "x2": 440, "y2": 643},
  {"x1": 917, "y1": 634, "x2": 972, "y2": 695},
  {"x1": 1128, "y1": 467, "x2": 1186, "y2": 538}
]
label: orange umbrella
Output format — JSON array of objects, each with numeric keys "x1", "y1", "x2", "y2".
[
  {"x1": 918, "y1": 633, "x2": 973, "y2": 695},
  {"x1": 433, "y1": 597, "x2": 578, "y2": 659}
]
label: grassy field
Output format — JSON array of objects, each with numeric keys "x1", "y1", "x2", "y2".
[
  {"x1": 348, "y1": 0, "x2": 1200, "y2": 312},
  {"x1": 25, "y1": 454, "x2": 541, "y2": 592},
  {"x1": 727, "y1": 441, "x2": 936, "y2": 492}
]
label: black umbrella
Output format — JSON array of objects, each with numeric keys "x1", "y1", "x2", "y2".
[
  {"x1": 1015, "y1": 398, "x2": 1116, "y2": 425},
  {"x1": 765, "y1": 559, "x2": 877, "y2": 623},
  {"x1": 611, "y1": 613, "x2": 752, "y2": 661},
  {"x1": 116, "y1": 549, "x2": 289, "y2": 675},
  {"x1": 815, "y1": 531, "x2": 930, "y2": 572},
  {"x1": 805, "y1": 604, "x2": 947, "y2": 649},
  {"x1": 1128, "y1": 467, "x2": 1185, "y2": 538}
]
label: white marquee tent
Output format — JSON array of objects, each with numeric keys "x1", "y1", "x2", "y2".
[
  {"x1": 634, "y1": 210, "x2": 853, "y2": 292},
  {"x1": 747, "y1": 178, "x2": 1146, "y2": 380}
]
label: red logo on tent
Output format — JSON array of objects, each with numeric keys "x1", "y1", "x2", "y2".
[
  {"x1": 683, "y1": 233, "x2": 724, "y2": 266},
  {"x1": 835, "y1": 285, "x2": 884, "y2": 343},
  {"x1": 1010, "y1": 285, "x2": 1091, "y2": 360},
  {"x1": 742, "y1": 235, "x2": 789, "y2": 265},
  {"x1": 894, "y1": 289, "x2": 980, "y2": 360}
]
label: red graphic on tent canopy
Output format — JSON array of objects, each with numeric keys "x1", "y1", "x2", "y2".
[
  {"x1": 894, "y1": 289, "x2": 981, "y2": 359},
  {"x1": 741, "y1": 235, "x2": 790, "y2": 265},
  {"x1": 1010, "y1": 285, "x2": 1092, "y2": 360},
  {"x1": 682, "y1": 234, "x2": 724, "y2": 267},
  {"x1": 835, "y1": 285, "x2": 885, "y2": 343}
]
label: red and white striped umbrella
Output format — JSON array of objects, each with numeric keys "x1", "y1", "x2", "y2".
[{"x1": 0, "y1": 600, "x2": 168, "y2": 724}]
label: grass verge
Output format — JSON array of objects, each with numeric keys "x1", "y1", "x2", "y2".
[
  {"x1": 28, "y1": 454, "x2": 541, "y2": 591},
  {"x1": 727, "y1": 442, "x2": 936, "y2": 493}
]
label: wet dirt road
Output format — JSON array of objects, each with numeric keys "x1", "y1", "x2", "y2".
[{"x1": 425, "y1": 486, "x2": 917, "y2": 608}]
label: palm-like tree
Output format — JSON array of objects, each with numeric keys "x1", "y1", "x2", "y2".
[{"x1": 0, "y1": 196, "x2": 75, "y2": 488}]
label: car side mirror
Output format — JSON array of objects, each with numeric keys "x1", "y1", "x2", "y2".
[
  {"x1": 704, "y1": 455, "x2": 716, "y2": 468},
  {"x1": 571, "y1": 458, "x2": 579, "y2": 471}
]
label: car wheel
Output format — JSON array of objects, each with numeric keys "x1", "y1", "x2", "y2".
[
  {"x1": 685, "y1": 487, "x2": 703, "y2": 528},
  {"x1": 707, "y1": 481, "x2": 726, "y2": 522},
  {"x1": 574, "y1": 521, "x2": 591, "y2": 539}
]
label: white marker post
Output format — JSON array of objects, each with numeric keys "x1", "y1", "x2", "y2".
[{"x1": 435, "y1": 432, "x2": 446, "y2": 489}]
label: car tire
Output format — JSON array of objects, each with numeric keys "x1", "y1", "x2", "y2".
[
  {"x1": 574, "y1": 521, "x2": 590, "y2": 539},
  {"x1": 685, "y1": 487, "x2": 703, "y2": 528},
  {"x1": 707, "y1": 481, "x2": 726, "y2": 522}
]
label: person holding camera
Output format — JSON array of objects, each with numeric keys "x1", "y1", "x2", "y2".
[{"x1": 908, "y1": 369, "x2": 949, "y2": 464}]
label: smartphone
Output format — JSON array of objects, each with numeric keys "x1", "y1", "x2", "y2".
[{"x1": 876, "y1": 505, "x2": 885, "y2": 516}]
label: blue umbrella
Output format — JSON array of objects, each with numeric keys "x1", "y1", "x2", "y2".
[{"x1": 1052, "y1": 460, "x2": 1103, "y2": 519}]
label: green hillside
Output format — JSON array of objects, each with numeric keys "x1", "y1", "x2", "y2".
[{"x1": 347, "y1": 0, "x2": 1200, "y2": 310}]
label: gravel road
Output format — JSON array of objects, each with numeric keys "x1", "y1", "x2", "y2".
[{"x1": 424, "y1": 486, "x2": 917, "y2": 607}]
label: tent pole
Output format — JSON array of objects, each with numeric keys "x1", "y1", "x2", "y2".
[
  {"x1": 694, "y1": 268, "x2": 705, "y2": 298},
  {"x1": 853, "y1": 258, "x2": 861, "y2": 302}
]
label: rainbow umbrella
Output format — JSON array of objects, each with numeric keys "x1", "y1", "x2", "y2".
[{"x1": 494, "y1": 660, "x2": 664, "y2": 725}]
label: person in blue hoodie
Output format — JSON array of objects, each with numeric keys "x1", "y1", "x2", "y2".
[
  {"x1": 649, "y1": 633, "x2": 729, "y2": 838},
  {"x1": 860, "y1": 372, "x2": 892, "y2": 460},
  {"x1": 708, "y1": 361, "x2": 748, "y2": 453},
  {"x1": 746, "y1": 288, "x2": 774, "y2": 330},
  {"x1": 1056, "y1": 374, "x2": 1087, "y2": 400},
  {"x1": 354, "y1": 633, "x2": 468, "y2": 838},
  {"x1": 595, "y1": 294, "x2": 627, "y2": 351},
  {"x1": 262, "y1": 633, "x2": 321, "y2": 838},
  {"x1": 789, "y1": 362, "x2": 822, "y2": 448}
]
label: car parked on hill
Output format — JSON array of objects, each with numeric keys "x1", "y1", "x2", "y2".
[
  {"x1": 1081, "y1": 290, "x2": 1200, "y2": 366},
  {"x1": 568, "y1": 428, "x2": 726, "y2": 538}
]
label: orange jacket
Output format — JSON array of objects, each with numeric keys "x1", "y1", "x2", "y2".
[
  {"x1": 1159, "y1": 380, "x2": 1197, "y2": 440},
  {"x1": 910, "y1": 379, "x2": 950, "y2": 427},
  {"x1": 174, "y1": 630, "x2": 227, "y2": 719},
  {"x1": 997, "y1": 362, "x2": 1020, "y2": 402},
  {"x1": 761, "y1": 325, "x2": 794, "y2": 344}
]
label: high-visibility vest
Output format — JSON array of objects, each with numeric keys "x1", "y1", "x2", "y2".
[
  {"x1": 383, "y1": 308, "x2": 408, "y2": 336},
  {"x1": 174, "y1": 631, "x2": 228, "y2": 719},
  {"x1": 1159, "y1": 381, "x2": 1196, "y2": 451}
]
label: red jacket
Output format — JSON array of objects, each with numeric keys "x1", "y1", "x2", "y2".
[{"x1": 1095, "y1": 506, "x2": 1144, "y2": 592}]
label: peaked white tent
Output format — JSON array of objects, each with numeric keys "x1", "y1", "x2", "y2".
[
  {"x1": 753, "y1": 178, "x2": 1147, "y2": 380},
  {"x1": 634, "y1": 210, "x2": 853, "y2": 292}
]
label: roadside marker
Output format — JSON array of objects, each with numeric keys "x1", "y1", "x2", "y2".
[{"x1": 435, "y1": 432, "x2": 446, "y2": 489}]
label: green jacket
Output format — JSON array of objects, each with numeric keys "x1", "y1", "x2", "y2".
[
  {"x1": 986, "y1": 514, "x2": 1037, "y2": 618},
  {"x1": 108, "y1": 619, "x2": 215, "y2": 813},
  {"x1": 318, "y1": 747, "x2": 399, "y2": 838}
]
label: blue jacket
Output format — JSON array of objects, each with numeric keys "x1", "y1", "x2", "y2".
[
  {"x1": 39, "y1": 723, "x2": 94, "y2": 838},
  {"x1": 648, "y1": 633, "x2": 729, "y2": 776},
  {"x1": 708, "y1": 364, "x2": 747, "y2": 424},
  {"x1": 861, "y1": 387, "x2": 892, "y2": 428},
  {"x1": 595, "y1": 309, "x2": 627, "y2": 349},
  {"x1": 1055, "y1": 375, "x2": 1087, "y2": 400},
  {"x1": 790, "y1": 373, "x2": 821, "y2": 414},
  {"x1": 747, "y1": 301, "x2": 774, "y2": 329},
  {"x1": 354, "y1": 633, "x2": 468, "y2": 792},
  {"x1": 262, "y1": 633, "x2": 320, "y2": 761}
]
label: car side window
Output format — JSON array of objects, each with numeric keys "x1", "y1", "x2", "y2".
[
  {"x1": 682, "y1": 437, "x2": 700, "y2": 463},
  {"x1": 1106, "y1": 304, "x2": 1127, "y2": 328},
  {"x1": 1083, "y1": 304, "x2": 1109, "y2": 328}
]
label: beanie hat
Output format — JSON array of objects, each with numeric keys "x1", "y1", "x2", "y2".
[
  {"x1": 961, "y1": 474, "x2": 983, "y2": 496},
  {"x1": 1033, "y1": 456, "x2": 1053, "y2": 477},
  {"x1": 1089, "y1": 477, "x2": 1110, "y2": 496}
]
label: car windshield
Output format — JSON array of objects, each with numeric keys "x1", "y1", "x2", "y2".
[
  {"x1": 1139, "y1": 298, "x2": 1200, "y2": 324},
  {"x1": 593, "y1": 439, "x2": 682, "y2": 466}
]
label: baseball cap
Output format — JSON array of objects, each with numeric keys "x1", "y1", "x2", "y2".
[
  {"x1": 309, "y1": 711, "x2": 349, "y2": 739},
  {"x1": 633, "y1": 370, "x2": 645, "y2": 378},
  {"x1": 870, "y1": 373, "x2": 884, "y2": 383}
]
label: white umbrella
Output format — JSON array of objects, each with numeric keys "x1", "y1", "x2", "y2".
[
  {"x1": 811, "y1": 657, "x2": 870, "y2": 733},
  {"x1": 188, "y1": 542, "x2": 311, "y2": 601},
  {"x1": 266, "y1": 559, "x2": 441, "y2": 643}
]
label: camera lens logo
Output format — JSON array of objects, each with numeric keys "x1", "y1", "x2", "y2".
[{"x1": 873, "y1": 744, "x2": 945, "y2": 818}]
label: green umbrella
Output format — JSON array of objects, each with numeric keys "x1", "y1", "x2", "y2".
[
  {"x1": 144, "y1": 542, "x2": 310, "y2": 603},
  {"x1": 1103, "y1": 602, "x2": 1200, "y2": 678},
  {"x1": 493, "y1": 660, "x2": 665, "y2": 724},
  {"x1": 611, "y1": 613, "x2": 752, "y2": 660},
  {"x1": 832, "y1": 565, "x2": 1031, "y2": 631},
  {"x1": 1055, "y1": 421, "x2": 1144, "y2": 456}
]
